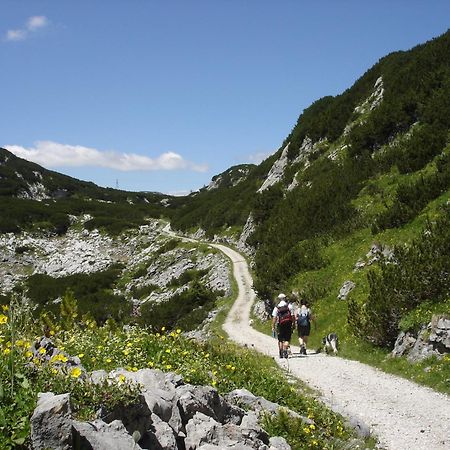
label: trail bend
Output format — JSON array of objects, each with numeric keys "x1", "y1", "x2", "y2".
[
  {"x1": 213, "y1": 243, "x2": 450, "y2": 450},
  {"x1": 163, "y1": 227, "x2": 449, "y2": 450}
]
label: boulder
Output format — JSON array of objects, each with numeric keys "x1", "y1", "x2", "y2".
[
  {"x1": 338, "y1": 281, "x2": 355, "y2": 300},
  {"x1": 72, "y1": 419, "x2": 143, "y2": 450},
  {"x1": 30, "y1": 392, "x2": 72, "y2": 450},
  {"x1": 391, "y1": 315, "x2": 450, "y2": 361}
]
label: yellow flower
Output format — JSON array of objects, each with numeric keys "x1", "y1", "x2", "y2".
[
  {"x1": 38, "y1": 348, "x2": 46, "y2": 355},
  {"x1": 51, "y1": 368, "x2": 58, "y2": 375},
  {"x1": 147, "y1": 361, "x2": 154, "y2": 367},
  {"x1": 118, "y1": 374, "x2": 126, "y2": 383},
  {"x1": 78, "y1": 353, "x2": 84, "y2": 358},
  {"x1": 126, "y1": 342, "x2": 132, "y2": 347},
  {"x1": 161, "y1": 326, "x2": 166, "y2": 332},
  {"x1": 0, "y1": 314, "x2": 8, "y2": 325},
  {"x1": 176, "y1": 328, "x2": 181, "y2": 334},
  {"x1": 49, "y1": 330, "x2": 55, "y2": 336},
  {"x1": 165, "y1": 364, "x2": 172, "y2": 370},
  {"x1": 71, "y1": 367, "x2": 82, "y2": 378},
  {"x1": 106, "y1": 358, "x2": 112, "y2": 363},
  {"x1": 1, "y1": 305, "x2": 8, "y2": 311},
  {"x1": 309, "y1": 424, "x2": 316, "y2": 430},
  {"x1": 25, "y1": 351, "x2": 33, "y2": 358},
  {"x1": 3, "y1": 348, "x2": 11, "y2": 355},
  {"x1": 131, "y1": 367, "x2": 138, "y2": 372},
  {"x1": 303, "y1": 427, "x2": 310, "y2": 434},
  {"x1": 165, "y1": 348, "x2": 171, "y2": 354},
  {"x1": 123, "y1": 349, "x2": 129, "y2": 356}
]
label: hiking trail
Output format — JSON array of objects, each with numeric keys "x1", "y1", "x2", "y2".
[{"x1": 215, "y1": 242, "x2": 450, "y2": 450}]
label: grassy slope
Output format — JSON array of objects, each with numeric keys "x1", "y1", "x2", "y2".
[{"x1": 287, "y1": 177, "x2": 450, "y2": 393}]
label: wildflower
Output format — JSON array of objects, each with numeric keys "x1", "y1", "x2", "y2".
[
  {"x1": 1, "y1": 305, "x2": 8, "y2": 311},
  {"x1": 106, "y1": 358, "x2": 112, "y2": 363},
  {"x1": 49, "y1": 330, "x2": 55, "y2": 336},
  {"x1": 165, "y1": 348, "x2": 171, "y2": 354},
  {"x1": 303, "y1": 427, "x2": 310, "y2": 434},
  {"x1": 118, "y1": 374, "x2": 126, "y2": 383},
  {"x1": 123, "y1": 350, "x2": 129, "y2": 356},
  {"x1": 25, "y1": 351, "x2": 33, "y2": 358},
  {"x1": 0, "y1": 314, "x2": 8, "y2": 325},
  {"x1": 126, "y1": 342, "x2": 132, "y2": 347},
  {"x1": 3, "y1": 348, "x2": 11, "y2": 355},
  {"x1": 71, "y1": 367, "x2": 82, "y2": 378},
  {"x1": 309, "y1": 424, "x2": 316, "y2": 430},
  {"x1": 38, "y1": 348, "x2": 46, "y2": 355},
  {"x1": 161, "y1": 326, "x2": 166, "y2": 332},
  {"x1": 131, "y1": 367, "x2": 138, "y2": 372},
  {"x1": 51, "y1": 368, "x2": 58, "y2": 375},
  {"x1": 147, "y1": 361, "x2": 154, "y2": 367},
  {"x1": 165, "y1": 364, "x2": 172, "y2": 370},
  {"x1": 176, "y1": 329, "x2": 181, "y2": 334},
  {"x1": 78, "y1": 353, "x2": 84, "y2": 358}
]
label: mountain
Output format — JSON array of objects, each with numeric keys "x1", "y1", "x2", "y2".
[
  {"x1": 1, "y1": 30, "x2": 449, "y2": 353},
  {"x1": 0, "y1": 147, "x2": 170, "y2": 235},
  {"x1": 168, "y1": 29, "x2": 450, "y2": 349}
]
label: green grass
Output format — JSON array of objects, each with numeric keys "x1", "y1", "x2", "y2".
[
  {"x1": 0, "y1": 299, "x2": 374, "y2": 450},
  {"x1": 282, "y1": 188, "x2": 450, "y2": 394}
]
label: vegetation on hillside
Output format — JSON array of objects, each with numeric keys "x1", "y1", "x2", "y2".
[{"x1": 0, "y1": 298, "x2": 367, "y2": 449}]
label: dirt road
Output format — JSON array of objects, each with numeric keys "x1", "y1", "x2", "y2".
[{"x1": 214, "y1": 242, "x2": 450, "y2": 450}]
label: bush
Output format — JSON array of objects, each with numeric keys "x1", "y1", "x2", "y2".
[
  {"x1": 351, "y1": 212, "x2": 450, "y2": 347},
  {"x1": 138, "y1": 281, "x2": 217, "y2": 331}
]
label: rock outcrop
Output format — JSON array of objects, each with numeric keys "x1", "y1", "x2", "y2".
[
  {"x1": 392, "y1": 314, "x2": 450, "y2": 361},
  {"x1": 31, "y1": 368, "x2": 293, "y2": 450}
]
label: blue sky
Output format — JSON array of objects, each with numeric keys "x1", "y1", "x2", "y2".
[{"x1": 1, "y1": 1, "x2": 449, "y2": 195}]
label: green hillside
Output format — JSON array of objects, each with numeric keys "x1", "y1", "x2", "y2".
[
  {"x1": 0, "y1": 147, "x2": 169, "y2": 235},
  {"x1": 168, "y1": 29, "x2": 450, "y2": 361}
]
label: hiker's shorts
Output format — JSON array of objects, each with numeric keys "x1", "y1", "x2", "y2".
[
  {"x1": 278, "y1": 323, "x2": 293, "y2": 342},
  {"x1": 297, "y1": 325, "x2": 310, "y2": 337}
]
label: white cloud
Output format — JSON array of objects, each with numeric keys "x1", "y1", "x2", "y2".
[
  {"x1": 27, "y1": 16, "x2": 48, "y2": 31},
  {"x1": 6, "y1": 29, "x2": 27, "y2": 41},
  {"x1": 5, "y1": 15, "x2": 49, "y2": 42},
  {"x1": 247, "y1": 151, "x2": 272, "y2": 164},
  {"x1": 5, "y1": 141, "x2": 208, "y2": 173}
]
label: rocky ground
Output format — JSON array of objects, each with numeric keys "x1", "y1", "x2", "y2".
[{"x1": 0, "y1": 219, "x2": 231, "y2": 307}]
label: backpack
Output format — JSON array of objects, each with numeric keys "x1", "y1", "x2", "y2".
[
  {"x1": 297, "y1": 308, "x2": 310, "y2": 327},
  {"x1": 277, "y1": 304, "x2": 292, "y2": 326}
]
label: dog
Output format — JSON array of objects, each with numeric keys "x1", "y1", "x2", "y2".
[{"x1": 322, "y1": 333, "x2": 339, "y2": 354}]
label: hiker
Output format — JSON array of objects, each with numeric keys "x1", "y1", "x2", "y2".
[
  {"x1": 295, "y1": 299, "x2": 313, "y2": 355},
  {"x1": 272, "y1": 293, "x2": 295, "y2": 358}
]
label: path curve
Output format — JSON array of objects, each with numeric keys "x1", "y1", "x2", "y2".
[{"x1": 213, "y1": 242, "x2": 450, "y2": 450}]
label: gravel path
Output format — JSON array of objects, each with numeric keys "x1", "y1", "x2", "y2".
[{"x1": 214, "y1": 242, "x2": 450, "y2": 450}]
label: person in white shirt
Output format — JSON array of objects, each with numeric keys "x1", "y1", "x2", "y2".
[
  {"x1": 295, "y1": 299, "x2": 314, "y2": 355},
  {"x1": 271, "y1": 293, "x2": 295, "y2": 358}
]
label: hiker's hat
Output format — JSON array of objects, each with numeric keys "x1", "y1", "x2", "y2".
[{"x1": 278, "y1": 293, "x2": 286, "y2": 299}]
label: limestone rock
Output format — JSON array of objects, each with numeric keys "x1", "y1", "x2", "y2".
[
  {"x1": 338, "y1": 281, "x2": 355, "y2": 300},
  {"x1": 392, "y1": 315, "x2": 450, "y2": 361},
  {"x1": 72, "y1": 419, "x2": 143, "y2": 450},
  {"x1": 31, "y1": 392, "x2": 73, "y2": 450}
]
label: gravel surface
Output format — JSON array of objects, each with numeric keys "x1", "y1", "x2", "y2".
[{"x1": 216, "y1": 243, "x2": 450, "y2": 450}]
